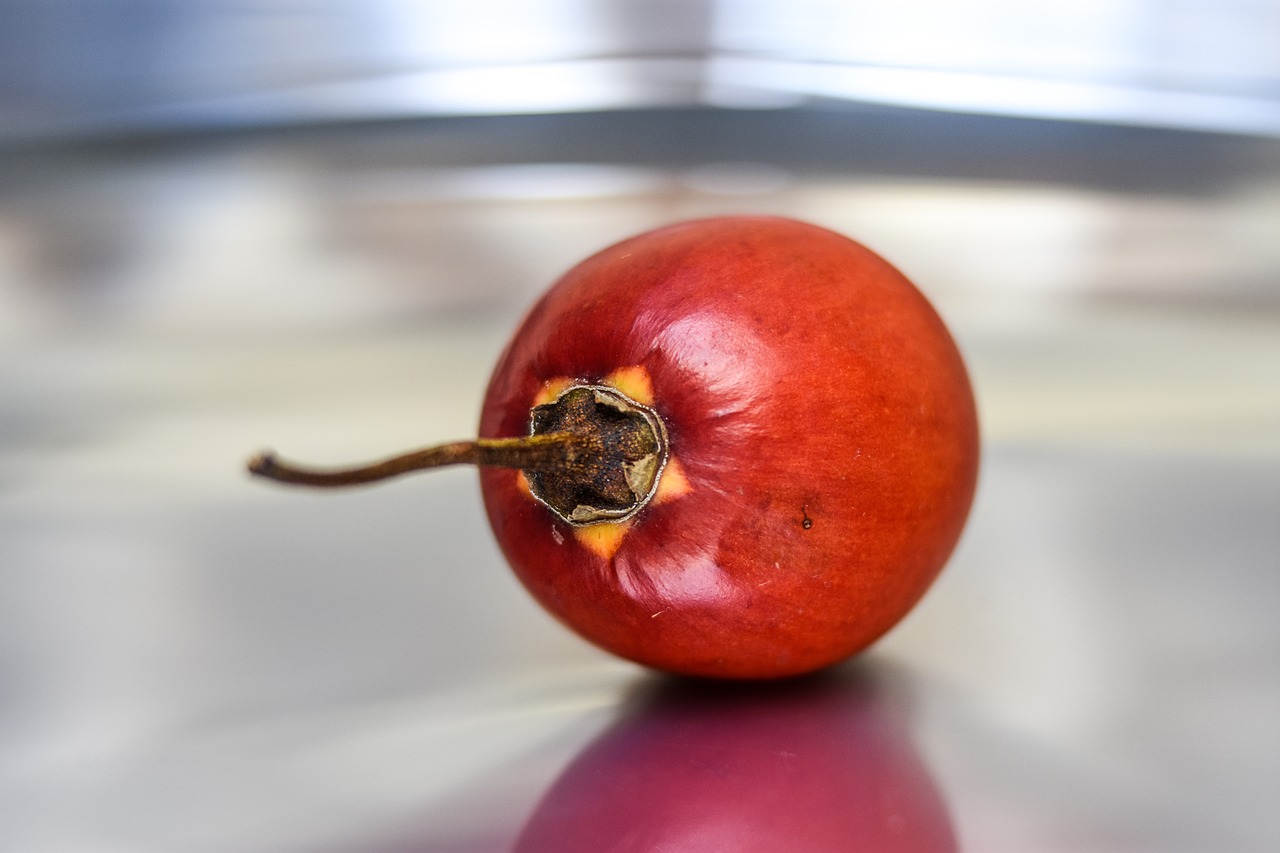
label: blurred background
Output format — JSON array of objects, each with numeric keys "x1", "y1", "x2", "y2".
[{"x1": 2, "y1": 1, "x2": 1278, "y2": 850}]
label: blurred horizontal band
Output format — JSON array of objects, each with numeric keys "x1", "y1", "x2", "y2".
[{"x1": 2, "y1": 0, "x2": 1278, "y2": 140}]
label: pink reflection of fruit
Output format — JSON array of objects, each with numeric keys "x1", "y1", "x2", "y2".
[{"x1": 514, "y1": 668, "x2": 957, "y2": 853}]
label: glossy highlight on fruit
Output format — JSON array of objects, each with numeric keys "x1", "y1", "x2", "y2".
[{"x1": 248, "y1": 216, "x2": 979, "y2": 680}]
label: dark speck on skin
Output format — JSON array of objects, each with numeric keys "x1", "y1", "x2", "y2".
[{"x1": 801, "y1": 506, "x2": 813, "y2": 530}]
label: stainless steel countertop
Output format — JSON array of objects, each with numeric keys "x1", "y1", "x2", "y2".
[{"x1": 1, "y1": 111, "x2": 1278, "y2": 851}]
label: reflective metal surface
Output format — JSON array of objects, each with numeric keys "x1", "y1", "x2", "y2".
[
  {"x1": 3, "y1": 0, "x2": 1279, "y2": 139},
  {"x1": 1, "y1": 110, "x2": 1278, "y2": 851}
]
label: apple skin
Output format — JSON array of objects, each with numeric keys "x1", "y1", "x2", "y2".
[
  {"x1": 480, "y1": 216, "x2": 978, "y2": 678},
  {"x1": 513, "y1": 669, "x2": 957, "y2": 852}
]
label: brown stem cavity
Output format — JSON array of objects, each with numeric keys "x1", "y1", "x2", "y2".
[
  {"x1": 246, "y1": 384, "x2": 668, "y2": 527},
  {"x1": 525, "y1": 384, "x2": 668, "y2": 525}
]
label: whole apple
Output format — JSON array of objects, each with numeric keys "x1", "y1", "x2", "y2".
[{"x1": 250, "y1": 216, "x2": 979, "y2": 679}]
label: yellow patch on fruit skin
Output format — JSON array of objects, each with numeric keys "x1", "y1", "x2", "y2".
[
  {"x1": 652, "y1": 456, "x2": 692, "y2": 505},
  {"x1": 515, "y1": 470, "x2": 534, "y2": 500},
  {"x1": 533, "y1": 377, "x2": 575, "y2": 407},
  {"x1": 602, "y1": 365, "x2": 655, "y2": 407},
  {"x1": 573, "y1": 520, "x2": 633, "y2": 560}
]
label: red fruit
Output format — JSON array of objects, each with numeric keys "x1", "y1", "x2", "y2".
[
  {"x1": 249, "y1": 216, "x2": 978, "y2": 679},
  {"x1": 478, "y1": 216, "x2": 978, "y2": 678},
  {"x1": 514, "y1": 672, "x2": 957, "y2": 852}
]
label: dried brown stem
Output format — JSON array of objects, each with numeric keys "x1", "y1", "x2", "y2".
[{"x1": 246, "y1": 433, "x2": 575, "y2": 488}]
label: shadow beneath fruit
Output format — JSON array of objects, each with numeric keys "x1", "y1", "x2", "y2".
[{"x1": 512, "y1": 660, "x2": 958, "y2": 852}]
